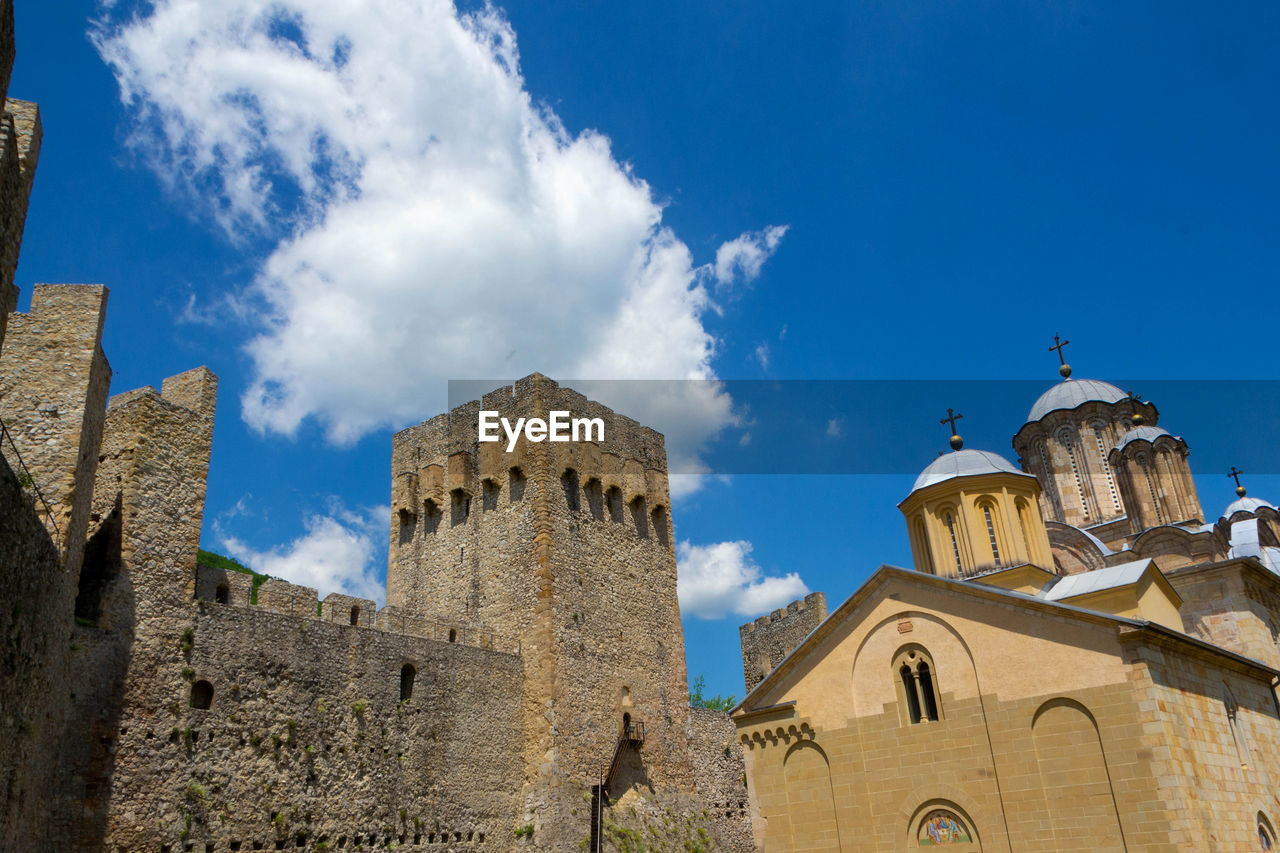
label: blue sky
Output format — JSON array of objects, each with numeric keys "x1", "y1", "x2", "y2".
[{"x1": 9, "y1": 1, "x2": 1280, "y2": 702}]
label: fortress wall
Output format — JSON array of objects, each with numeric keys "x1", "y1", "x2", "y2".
[
  {"x1": 0, "y1": 454, "x2": 75, "y2": 852},
  {"x1": 101, "y1": 600, "x2": 524, "y2": 853},
  {"x1": 686, "y1": 708, "x2": 754, "y2": 853},
  {"x1": 0, "y1": 285, "x2": 111, "y2": 575},
  {"x1": 738, "y1": 592, "x2": 827, "y2": 694},
  {"x1": 0, "y1": 96, "x2": 39, "y2": 315},
  {"x1": 55, "y1": 369, "x2": 219, "y2": 851},
  {"x1": 194, "y1": 564, "x2": 518, "y2": 652}
]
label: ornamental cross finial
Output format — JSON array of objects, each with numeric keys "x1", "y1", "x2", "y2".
[
  {"x1": 1049, "y1": 334, "x2": 1072, "y2": 378},
  {"x1": 1049, "y1": 334, "x2": 1070, "y2": 365},
  {"x1": 1228, "y1": 466, "x2": 1246, "y2": 497},
  {"x1": 940, "y1": 408, "x2": 964, "y2": 450}
]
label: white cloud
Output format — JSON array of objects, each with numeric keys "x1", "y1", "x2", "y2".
[
  {"x1": 753, "y1": 342, "x2": 771, "y2": 370},
  {"x1": 713, "y1": 225, "x2": 789, "y2": 287},
  {"x1": 218, "y1": 501, "x2": 386, "y2": 604},
  {"x1": 826, "y1": 417, "x2": 842, "y2": 438},
  {"x1": 677, "y1": 539, "x2": 809, "y2": 620},
  {"x1": 93, "y1": 0, "x2": 786, "y2": 451}
]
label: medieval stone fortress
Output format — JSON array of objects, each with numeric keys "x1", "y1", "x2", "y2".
[{"x1": 4, "y1": 1, "x2": 1280, "y2": 851}]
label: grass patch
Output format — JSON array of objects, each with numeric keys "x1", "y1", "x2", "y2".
[{"x1": 197, "y1": 547, "x2": 272, "y2": 604}]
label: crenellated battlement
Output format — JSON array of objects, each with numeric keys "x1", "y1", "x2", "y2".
[
  {"x1": 738, "y1": 592, "x2": 827, "y2": 695},
  {"x1": 195, "y1": 562, "x2": 520, "y2": 654},
  {"x1": 391, "y1": 374, "x2": 670, "y2": 517},
  {"x1": 739, "y1": 592, "x2": 827, "y2": 636}
]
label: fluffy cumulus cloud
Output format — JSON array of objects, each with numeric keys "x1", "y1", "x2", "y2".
[
  {"x1": 92, "y1": 0, "x2": 786, "y2": 450},
  {"x1": 217, "y1": 502, "x2": 387, "y2": 603},
  {"x1": 677, "y1": 539, "x2": 808, "y2": 620}
]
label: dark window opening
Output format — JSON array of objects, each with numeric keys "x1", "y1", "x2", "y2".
[
  {"x1": 900, "y1": 665, "x2": 921, "y2": 724},
  {"x1": 509, "y1": 467, "x2": 527, "y2": 502},
  {"x1": 400, "y1": 664, "x2": 416, "y2": 702},
  {"x1": 448, "y1": 628, "x2": 457, "y2": 643},
  {"x1": 918, "y1": 662, "x2": 939, "y2": 721},
  {"x1": 191, "y1": 680, "x2": 214, "y2": 710},
  {"x1": 584, "y1": 478, "x2": 604, "y2": 520},
  {"x1": 606, "y1": 486, "x2": 624, "y2": 522},
  {"x1": 450, "y1": 489, "x2": 470, "y2": 527},
  {"x1": 482, "y1": 478, "x2": 500, "y2": 511},
  {"x1": 397, "y1": 509, "x2": 415, "y2": 545},
  {"x1": 76, "y1": 497, "x2": 123, "y2": 623},
  {"x1": 561, "y1": 469, "x2": 581, "y2": 512},
  {"x1": 630, "y1": 497, "x2": 649, "y2": 537},
  {"x1": 651, "y1": 506, "x2": 669, "y2": 547},
  {"x1": 423, "y1": 499, "x2": 442, "y2": 534},
  {"x1": 215, "y1": 585, "x2": 230, "y2": 605},
  {"x1": 350, "y1": 606, "x2": 360, "y2": 626}
]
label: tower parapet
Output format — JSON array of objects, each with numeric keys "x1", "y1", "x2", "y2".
[{"x1": 739, "y1": 592, "x2": 827, "y2": 694}]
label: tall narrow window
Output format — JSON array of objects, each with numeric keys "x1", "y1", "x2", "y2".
[
  {"x1": 1094, "y1": 426, "x2": 1120, "y2": 515},
  {"x1": 944, "y1": 512, "x2": 962, "y2": 573},
  {"x1": 1060, "y1": 430, "x2": 1091, "y2": 521},
  {"x1": 400, "y1": 664, "x2": 416, "y2": 702},
  {"x1": 900, "y1": 664, "x2": 922, "y2": 724},
  {"x1": 982, "y1": 505, "x2": 1001, "y2": 567},
  {"x1": 1037, "y1": 441, "x2": 1064, "y2": 519},
  {"x1": 917, "y1": 662, "x2": 939, "y2": 721},
  {"x1": 561, "y1": 469, "x2": 581, "y2": 511},
  {"x1": 913, "y1": 518, "x2": 934, "y2": 573},
  {"x1": 1139, "y1": 455, "x2": 1165, "y2": 524}
]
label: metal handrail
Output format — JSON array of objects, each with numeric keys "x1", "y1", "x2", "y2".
[{"x1": 0, "y1": 417, "x2": 60, "y2": 547}]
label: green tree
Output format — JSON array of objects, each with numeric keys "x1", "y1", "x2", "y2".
[{"x1": 688, "y1": 675, "x2": 736, "y2": 711}]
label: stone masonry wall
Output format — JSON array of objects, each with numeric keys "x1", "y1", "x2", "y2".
[
  {"x1": 1124, "y1": 630, "x2": 1280, "y2": 851},
  {"x1": 1168, "y1": 558, "x2": 1280, "y2": 671},
  {"x1": 738, "y1": 593, "x2": 826, "y2": 695},
  {"x1": 58, "y1": 369, "x2": 218, "y2": 851},
  {"x1": 0, "y1": 285, "x2": 111, "y2": 576},
  {"x1": 0, "y1": 453, "x2": 76, "y2": 852},
  {"x1": 388, "y1": 374, "x2": 739, "y2": 850},
  {"x1": 100, "y1": 597, "x2": 524, "y2": 853}
]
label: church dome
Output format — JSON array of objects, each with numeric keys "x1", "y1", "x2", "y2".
[
  {"x1": 1026, "y1": 379, "x2": 1127, "y2": 423},
  {"x1": 1114, "y1": 425, "x2": 1174, "y2": 452},
  {"x1": 910, "y1": 449, "x2": 1029, "y2": 494},
  {"x1": 1223, "y1": 496, "x2": 1276, "y2": 519}
]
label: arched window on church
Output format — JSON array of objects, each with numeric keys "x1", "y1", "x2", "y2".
[
  {"x1": 1057, "y1": 426, "x2": 1091, "y2": 521},
  {"x1": 1259, "y1": 813, "x2": 1274, "y2": 851},
  {"x1": 912, "y1": 517, "x2": 934, "y2": 574},
  {"x1": 943, "y1": 511, "x2": 962, "y2": 574},
  {"x1": 1138, "y1": 453, "x2": 1165, "y2": 525},
  {"x1": 980, "y1": 503, "x2": 1001, "y2": 567},
  {"x1": 893, "y1": 647, "x2": 941, "y2": 725},
  {"x1": 1036, "y1": 439, "x2": 1064, "y2": 519},
  {"x1": 1016, "y1": 498, "x2": 1035, "y2": 559},
  {"x1": 1092, "y1": 423, "x2": 1121, "y2": 516}
]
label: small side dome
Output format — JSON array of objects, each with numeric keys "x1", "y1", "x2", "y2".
[
  {"x1": 1114, "y1": 425, "x2": 1174, "y2": 452},
  {"x1": 1223, "y1": 496, "x2": 1276, "y2": 519},
  {"x1": 1026, "y1": 378, "x2": 1127, "y2": 423},
  {"x1": 910, "y1": 449, "x2": 1030, "y2": 494}
]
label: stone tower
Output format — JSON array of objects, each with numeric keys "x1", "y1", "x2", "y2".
[{"x1": 387, "y1": 374, "x2": 697, "y2": 847}]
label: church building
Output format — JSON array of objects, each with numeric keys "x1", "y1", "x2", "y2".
[{"x1": 733, "y1": 351, "x2": 1280, "y2": 852}]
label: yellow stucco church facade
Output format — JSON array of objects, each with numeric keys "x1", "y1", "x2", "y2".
[{"x1": 733, "y1": 357, "x2": 1280, "y2": 852}]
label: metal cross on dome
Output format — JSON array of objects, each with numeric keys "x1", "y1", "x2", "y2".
[{"x1": 1049, "y1": 334, "x2": 1070, "y2": 365}]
